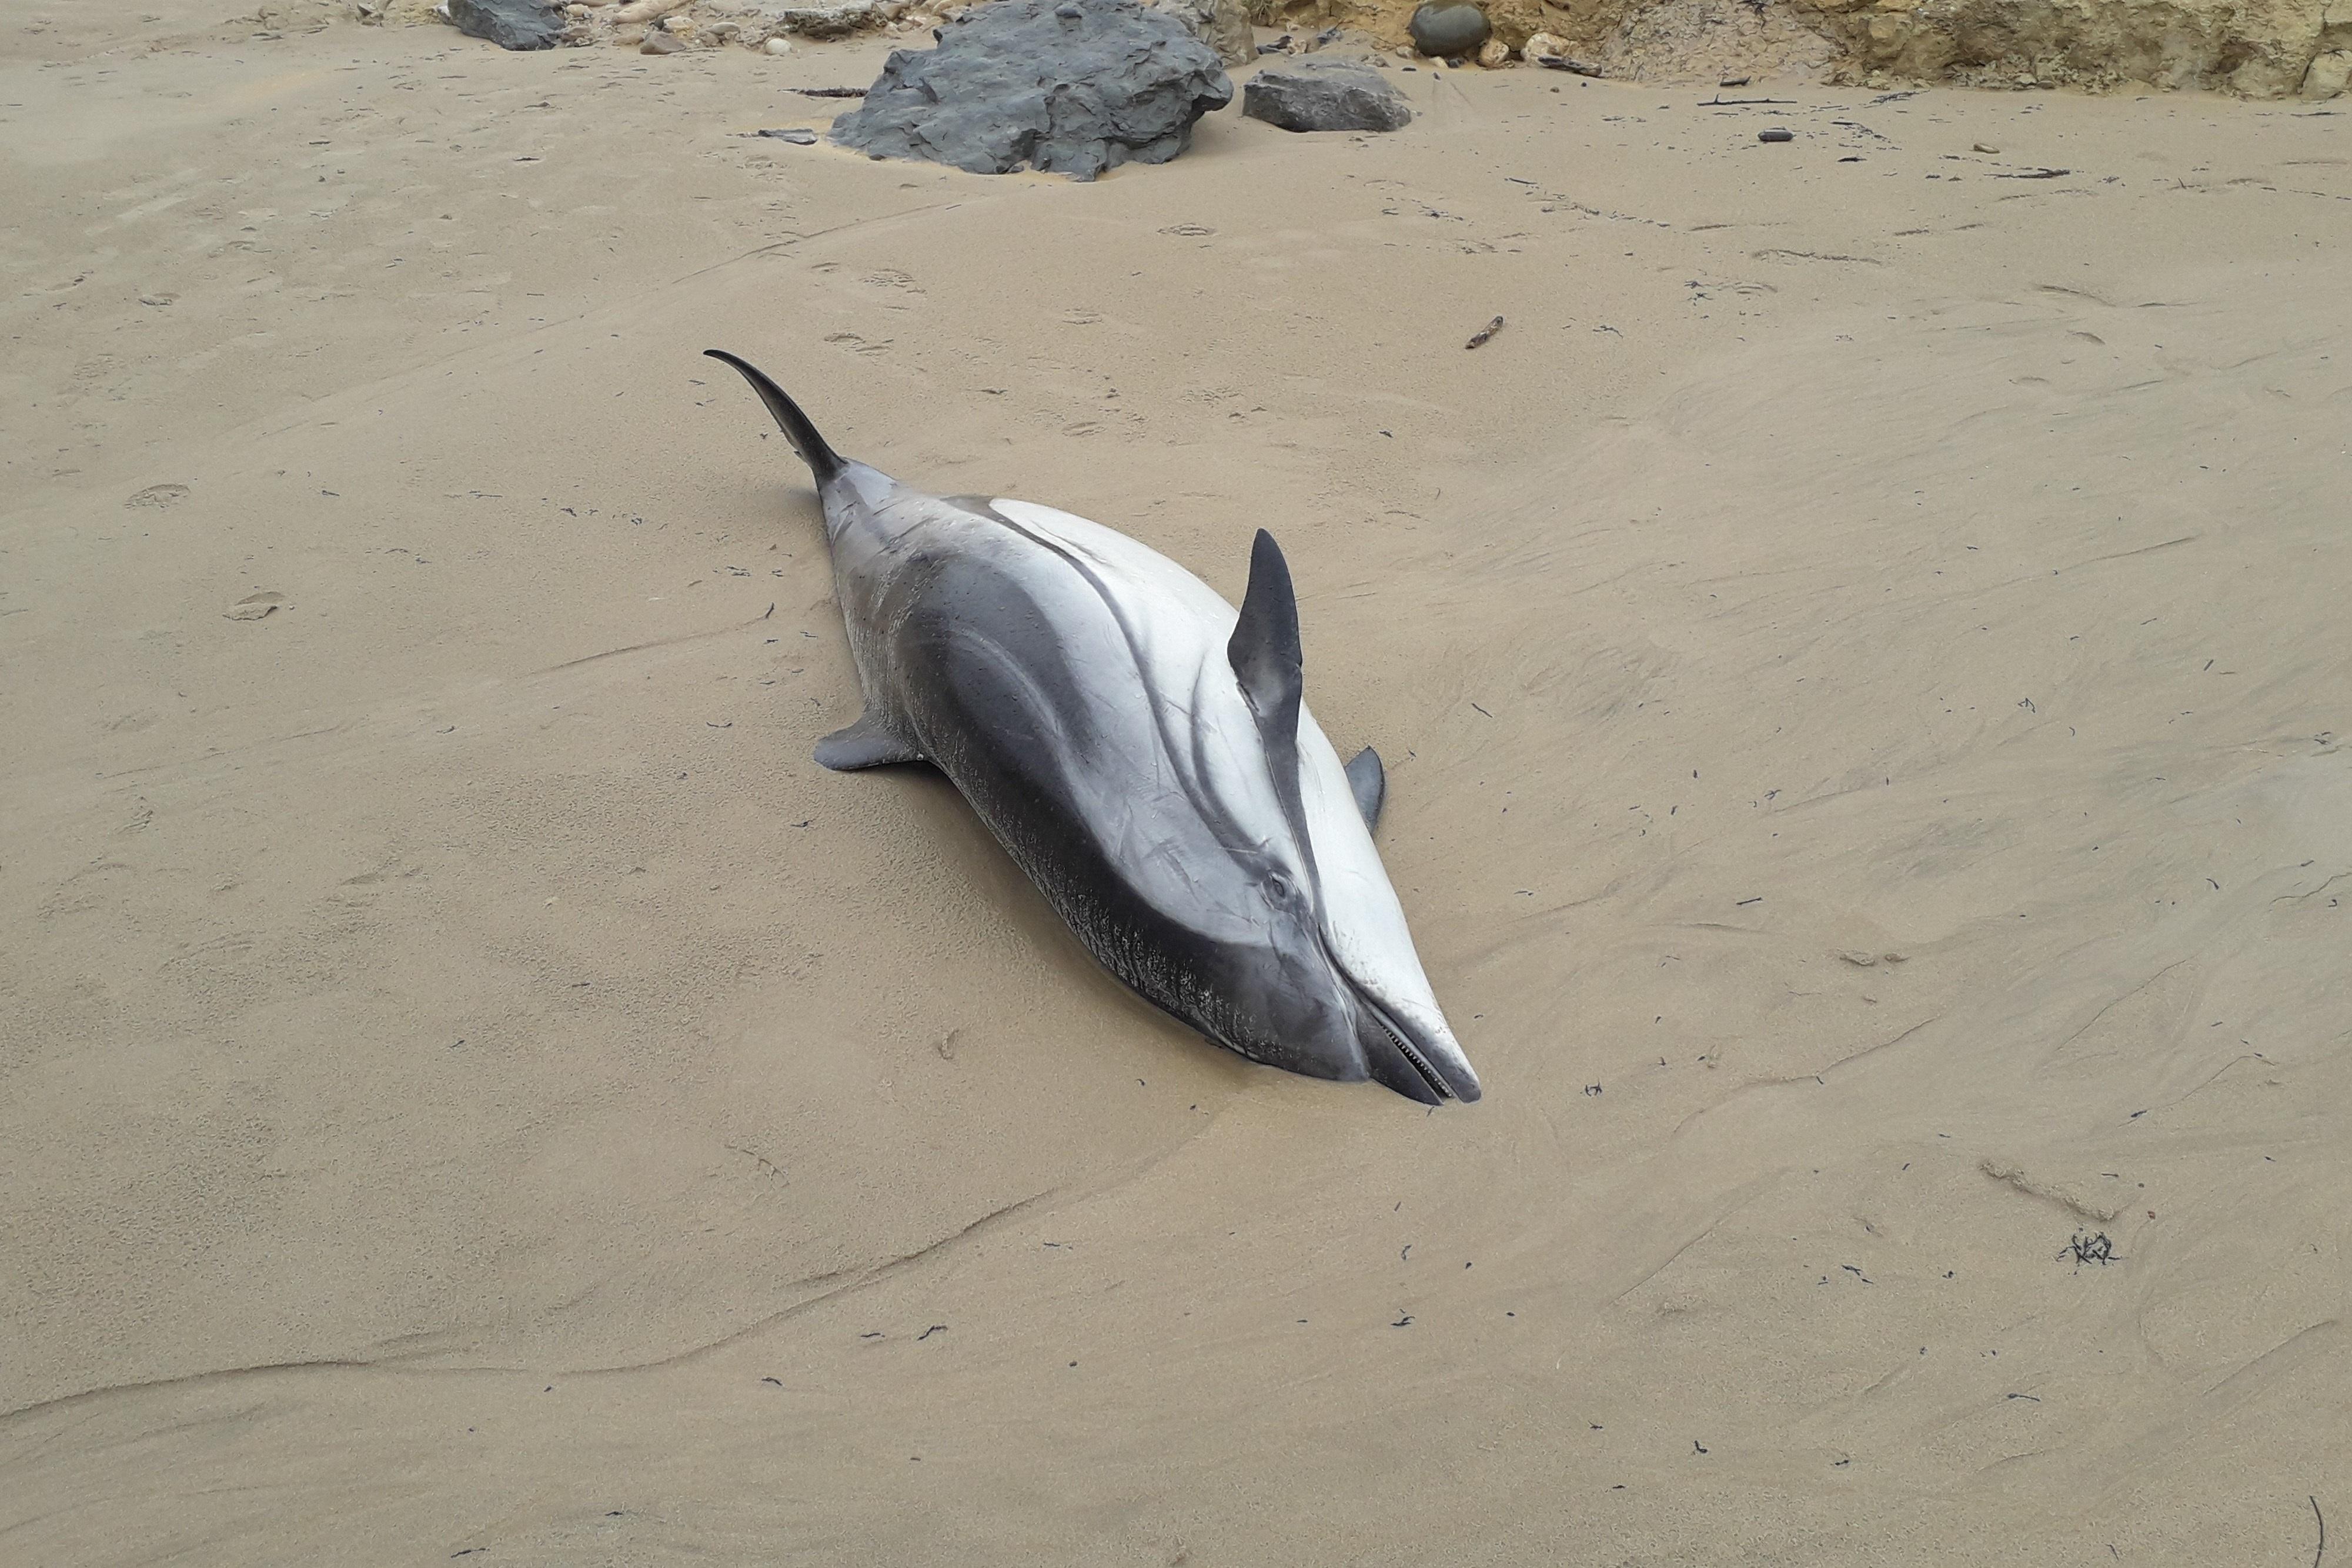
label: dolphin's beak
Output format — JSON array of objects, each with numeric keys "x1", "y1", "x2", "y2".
[{"x1": 1351, "y1": 987, "x2": 1482, "y2": 1105}]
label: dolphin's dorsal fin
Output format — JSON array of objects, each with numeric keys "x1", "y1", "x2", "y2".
[
  {"x1": 814, "y1": 711, "x2": 926, "y2": 771},
  {"x1": 1228, "y1": 530, "x2": 1304, "y2": 740},
  {"x1": 1346, "y1": 746, "x2": 1385, "y2": 833}
]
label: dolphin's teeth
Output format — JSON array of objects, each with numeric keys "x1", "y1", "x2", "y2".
[{"x1": 1367, "y1": 1008, "x2": 1452, "y2": 1102}]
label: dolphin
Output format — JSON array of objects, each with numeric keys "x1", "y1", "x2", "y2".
[{"x1": 706, "y1": 350, "x2": 1480, "y2": 1105}]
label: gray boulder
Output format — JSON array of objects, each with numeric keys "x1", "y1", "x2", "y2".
[
  {"x1": 447, "y1": 0, "x2": 563, "y2": 50},
  {"x1": 1241, "y1": 59, "x2": 1412, "y2": 132},
  {"x1": 830, "y1": 0, "x2": 1233, "y2": 181},
  {"x1": 1407, "y1": 2, "x2": 1489, "y2": 58}
]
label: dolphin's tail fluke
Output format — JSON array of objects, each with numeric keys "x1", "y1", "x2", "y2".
[{"x1": 703, "y1": 349, "x2": 845, "y2": 486}]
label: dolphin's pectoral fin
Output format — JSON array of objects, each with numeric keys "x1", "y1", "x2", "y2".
[
  {"x1": 1227, "y1": 530, "x2": 1304, "y2": 738},
  {"x1": 1345, "y1": 746, "x2": 1386, "y2": 833},
  {"x1": 814, "y1": 712, "x2": 926, "y2": 771}
]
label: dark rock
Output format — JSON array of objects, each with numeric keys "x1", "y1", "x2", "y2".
[
  {"x1": 447, "y1": 0, "x2": 562, "y2": 51},
  {"x1": 1241, "y1": 59, "x2": 1412, "y2": 133},
  {"x1": 1407, "y1": 2, "x2": 1488, "y2": 58},
  {"x1": 829, "y1": 0, "x2": 1232, "y2": 180}
]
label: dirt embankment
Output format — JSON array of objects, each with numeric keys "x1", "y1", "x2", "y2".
[
  {"x1": 1247, "y1": 0, "x2": 2352, "y2": 95},
  {"x1": 272, "y1": 0, "x2": 2351, "y2": 94}
]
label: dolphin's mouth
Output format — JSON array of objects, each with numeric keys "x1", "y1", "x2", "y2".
[
  {"x1": 1381, "y1": 1017, "x2": 1454, "y2": 1102},
  {"x1": 1354, "y1": 989, "x2": 1471, "y2": 1105}
]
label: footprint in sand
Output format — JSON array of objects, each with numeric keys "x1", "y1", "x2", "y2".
[
  {"x1": 126, "y1": 483, "x2": 189, "y2": 509},
  {"x1": 225, "y1": 591, "x2": 286, "y2": 621}
]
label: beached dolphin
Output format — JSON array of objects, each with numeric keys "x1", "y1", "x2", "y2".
[{"x1": 706, "y1": 350, "x2": 1480, "y2": 1105}]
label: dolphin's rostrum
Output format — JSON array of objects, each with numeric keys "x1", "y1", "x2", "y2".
[{"x1": 706, "y1": 350, "x2": 1480, "y2": 1105}]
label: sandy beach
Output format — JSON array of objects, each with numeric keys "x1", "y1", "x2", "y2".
[{"x1": 4, "y1": 5, "x2": 2348, "y2": 1562}]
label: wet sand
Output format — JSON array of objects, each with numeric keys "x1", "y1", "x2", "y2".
[{"x1": 4, "y1": 9, "x2": 2348, "y2": 1563}]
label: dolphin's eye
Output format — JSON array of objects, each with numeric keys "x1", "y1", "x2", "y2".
[{"x1": 1265, "y1": 872, "x2": 1299, "y2": 908}]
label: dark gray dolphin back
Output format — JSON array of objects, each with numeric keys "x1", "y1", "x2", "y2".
[{"x1": 703, "y1": 349, "x2": 844, "y2": 485}]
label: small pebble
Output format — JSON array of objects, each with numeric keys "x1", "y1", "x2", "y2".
[
  {"x1": 764, "y1": 35, "x2": 792, "y2": 52},
  {"x1": 1973, "y1": 141, "x2": 2000, "y2": 152},
  {"x1": 641, "y1": 28, "x2": 686, "y2": 51},
  {"x1": 1759, "y1": 128, "x2": 1793, "y2": 142}
]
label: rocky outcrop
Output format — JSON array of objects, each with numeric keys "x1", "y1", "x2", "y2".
[
  {"x1": 1244, "y1": 0, "x2": 1552, "y2": 52},
  {"x1": 1243, "y1": 57, "x2": 1415, "y2": 126},
  {"x1": 764, "y1": 1, "x2": 901, "y2": 37},
  {"x1": 830, "y1": 0, "x2": 1234, "y2": 178},
  {"x1": 385, "y1": 0, "x2": 2352, "y2": 99},
  {"x1": 1798, "y1": 0, "x2": 2352, "y2": 95},
  {"x1": 1155, "y1": 0, "x2": 1255, "y2": 62},
  {"x1": 1240, "y1": 0, "x2": 2352, "y2": 94}
]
